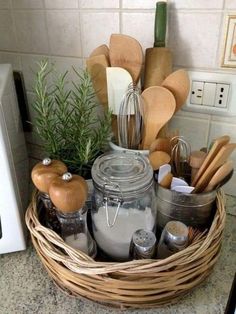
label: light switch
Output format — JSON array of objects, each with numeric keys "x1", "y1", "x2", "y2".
[{"x1": 202, "y1": 82, "x2": 216, "y2": 107}]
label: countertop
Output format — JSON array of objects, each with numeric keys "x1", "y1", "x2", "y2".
[{"x1": 0, "y1": 195, "x2": 236, "y2": 314}]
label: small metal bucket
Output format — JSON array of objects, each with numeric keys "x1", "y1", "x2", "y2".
[{"x1": 155, "y1": 184, "x2": 217, "y2": 231}]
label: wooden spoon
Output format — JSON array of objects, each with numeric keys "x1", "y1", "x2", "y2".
[
  {"x1": 149, "y1": 137, "x2": 171, "y2": 154},
  {"x1": 90, "y1": 44, "x2": 110, "y2": 62},
  {"x1": 109, "y1": 34, "x2": 143, "y2": 83},
  {"x1": 204, "y1": 160, "x2": 234, "y2": 192},
  {"x1": 141, "y1": 86, "x2": 176, "y2": 150},
  {"x1": 194, "y1": 143, "x2": 236, "y2": 193},
  {"x1": 86, "y1": 54, "x2": 109, "y2": 108},
  {"x1": 148, "y1": 151, "x2": 171, "y2": 171},
  {"x1": 192, "y1": 135, "x2": 230, "y2": 186},
  {"x1": 162, "y1": 69, "x2": 190, "y2": 113}
]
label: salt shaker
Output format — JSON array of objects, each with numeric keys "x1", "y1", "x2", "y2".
[
  {"x1": 49, "y1": 172, "x2": 97, "y2": 257},
  {"x1": 31, "y1": 157, "x2": 67, "y2": 233},
  {"x1": 130, "y1": 229, "x2": 156, "y2": 260},
  {"x1": 157, "y1": 221, "x2": 188, "y2": 259}
]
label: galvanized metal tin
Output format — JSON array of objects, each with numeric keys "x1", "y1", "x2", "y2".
[{"x1": 155, "y1": 184, "x2": 217, "y2": 230}]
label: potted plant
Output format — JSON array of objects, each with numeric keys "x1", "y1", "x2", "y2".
[{"x1": 32, "y1": 60, "x2": 112, "y2": 178}]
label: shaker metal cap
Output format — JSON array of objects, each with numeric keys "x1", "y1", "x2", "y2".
[
  {"x1": 91, "y1": 151, "x2": 153, "y2": 195},
  {"x1": 165, "y1": 221, "x2": 189, "y2": 246}
]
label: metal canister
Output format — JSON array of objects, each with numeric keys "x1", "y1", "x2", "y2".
[
  {"x1": 157, "y1": 221, "x2": 189, "y2": 259},
  {"x1": 130, "y1": 229, "x2": 157, "y2": 259}
]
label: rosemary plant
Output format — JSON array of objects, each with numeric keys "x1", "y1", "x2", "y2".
[{"x1": 32, "y1": 60, "x2": 112, "y2": 177}]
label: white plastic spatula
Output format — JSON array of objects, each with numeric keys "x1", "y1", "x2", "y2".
[{"x1": 106, "y1": 67, "x2": 133, "y2": 115}]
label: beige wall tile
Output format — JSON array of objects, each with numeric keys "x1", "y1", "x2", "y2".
[
  {"x1": 168, "y1": 12, "x2": 222, "y2": 68},
  {"x1": 224, "y1": 0, "x2": 236, "y2": 9},
  {"x1": 14, "y1": 10, "x2": 49, "y2": 53},
  {"x1": 169, "y1": 0, "x2": 224, "y2": 9},
  {"x1": 80, "y1": 0, "x2": 119, "y2": 9},
  {"x1": 0, "y1": 0, "x2": 11, "y2": 8},
  {"x1": 12, "y1": 0, "x2": 44, "y2": 9},
  {"x1": 0, "y1": 11, "x2": 17, "y2": 51},
  {"x1": 122, "y1": 12, "x2": 155, "y2": 52},
  {"x1": 169, "y1": 115, "x2": 210, "y2": 151},
  {"x1": 44, "y1": 0, "x2": 78, "y2": 9},
  {"x1": 81, "y1": 12, "x2": 119, "y2": 57},
  {"x1": 122, "y1": 0, "x2": 156, "y2": 9},
  {"x1": 0, "y1": 52, "x2": 21, "y2": 70},
  {"x1": 46, "y1": 11, "x2": 82, "y2": 57}
]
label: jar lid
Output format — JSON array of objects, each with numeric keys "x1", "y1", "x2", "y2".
[{"x1": 91, "y1": 151, "x2": 153, "y2": 197}]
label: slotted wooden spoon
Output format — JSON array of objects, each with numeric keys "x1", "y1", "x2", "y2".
[{"x1": 141, "y1": 86, "x2": 176, "y2": 150}]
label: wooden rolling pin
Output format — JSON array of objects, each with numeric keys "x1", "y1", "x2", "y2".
[{"x1": 143, "y1": 1, "x2": 172, "y2": 89}]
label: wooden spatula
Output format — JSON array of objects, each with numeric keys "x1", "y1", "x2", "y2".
[
  {"x1": 86, "y1": 54, "x2": 109, "y2": 108},
  {"x1": 192, "y1": 135, "x2": 230, "y2": 186},
  {"x1": 109, "y1": 34, "x2": 143, "y2": 83},
  {"x1": 204, "y1": 160, "x2": 234, "y2": 192},
  {"x1": 193, "y1": 143, "x2": 236, "y2": 193},
  {"x1": 141, "y1": 86, "x2": 176, "y2": 149}
]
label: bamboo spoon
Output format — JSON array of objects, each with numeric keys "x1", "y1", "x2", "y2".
[
  {"x1": 204, "y1": 160, "x2": 234, "y2": 192},
  {"x1": 192, "y1": 135, "x2": 230, "y2": 186},
  {"x1": 141, "y1": 86, "x2": 176, "y2": 150},
  {"x1": 109, "y1": 34, "x2": 143, "y2": 83},
  {"x1": 162, "y1": 69, "x2": 190, "y2": 113},
  {"x1": 193, "y1": 143, "x2": 236, "y2": 193}
]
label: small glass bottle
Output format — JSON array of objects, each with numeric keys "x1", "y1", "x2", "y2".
[
  {"x1": 49, "y1": 172, "x2": 97, "y2": 258},
  {"x1": 31, "y1": 157, "x2": 67, "y2": 233}
]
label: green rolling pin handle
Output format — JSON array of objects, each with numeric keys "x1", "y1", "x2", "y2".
[{"x1": 154, "y1": 1, "x2": 167, "y2": 48}]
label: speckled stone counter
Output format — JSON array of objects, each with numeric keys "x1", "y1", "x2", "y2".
[{"x1": 0, "y1": 195, "x2": 235, "y2": 314}]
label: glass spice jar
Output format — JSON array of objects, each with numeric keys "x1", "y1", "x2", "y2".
[
  {"x1": 31, "y1": 157, "x2": 67, "y2": 233},
  {"x1": 49, "y1": 172, "x2": 97, "y2": 257},
  {"x1": 91, "y1": 151, "x2": 156, "y2": 261}
]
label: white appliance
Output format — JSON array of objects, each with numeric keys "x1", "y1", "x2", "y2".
[{"x1": 0, "y1": 64, "x2": 29, "y2": 254}]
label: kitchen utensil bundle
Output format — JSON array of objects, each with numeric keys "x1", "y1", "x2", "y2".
[{"x1": 117, "y1": 83, "x2": 143, "y2": 149}]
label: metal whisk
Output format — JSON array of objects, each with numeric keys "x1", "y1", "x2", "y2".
[
  {"x1": 170, "y1": 136, "x2": 191, "y2": 179},
  {"x1": 117, "y1": 83, "x2": 143, "y2": 149}
]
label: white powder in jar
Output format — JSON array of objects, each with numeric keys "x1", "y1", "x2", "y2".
[{"x1": 93, "y1": 206, "x2": 155, "y2": 261}]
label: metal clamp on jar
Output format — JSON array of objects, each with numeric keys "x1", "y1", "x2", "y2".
[{"x1": 91, "y1": 151, "x2": 157, "y2": 261}]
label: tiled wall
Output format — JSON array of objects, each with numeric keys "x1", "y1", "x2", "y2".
[{"x1": 0, "y1": 0, "x2": 236, "y2": 194}]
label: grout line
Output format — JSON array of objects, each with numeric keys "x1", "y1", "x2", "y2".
[
  {"x1": 42, "y1": 0, "x2": 51, "y2": 56},
  {"x1": 119, "y1": 0, "x2": 122, "y2": 33},
  {"x1": 78, "y1": 9, "x2": 84, "y2": 59}
]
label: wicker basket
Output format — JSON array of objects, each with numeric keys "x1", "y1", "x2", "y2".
[{"x1": 25, "y1": 190, "x2": 226, "y2": 309}]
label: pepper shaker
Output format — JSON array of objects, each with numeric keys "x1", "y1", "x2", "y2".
[
  {"x1": 49, "y1": 172, "x2": 97, "y2": 257},
  {"x1": 157, "y1": 221, "x2": 188, "y2": 259},
  {"x1": 31, "y1": 157, "x2": 67, "y2": 233}
]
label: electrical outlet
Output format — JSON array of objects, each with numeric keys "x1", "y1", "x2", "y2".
[
  {"x1": 215, "y1": 83, "x2": 230, "y2": 108},
  {"x1": 184, "y1": 70, "x2": 236, "y2": 116},
  {"x1": 190, "y1": 81, "x2": 204, "y2": 105}
]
